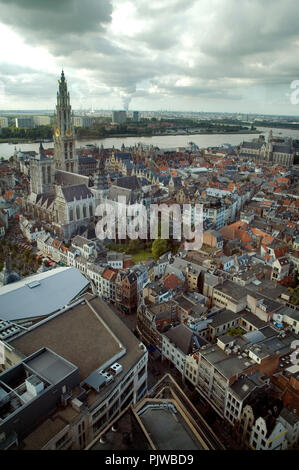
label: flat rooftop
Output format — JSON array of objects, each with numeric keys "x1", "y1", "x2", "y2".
[
  {"x1": 9, "y1": 296, "x2": 124, "y2": 381},
  {"x1": 22, "y1": 415, "x2": 68, "y2": 450},
  {"x1": 137, "y1": 403, "x2": 204, "y2": 450},
  {"x1": 25, "y1": 349, "x2": 77, "y2": 384},
  {"x1": 214, "y1": 280, "x2": 248, "y2": 300},
  {"x1": 9, "y1": 295, "x2": 146, "y2": 405},
  {"x1": 88, "y1": 406, "x2": 152, "y2": 451},
  {"x1": 84, "y1": 296, "x2": 146, "y2": 407}
]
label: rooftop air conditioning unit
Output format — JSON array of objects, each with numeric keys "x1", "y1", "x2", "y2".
[
  {"x1": 110, "y1": 363, "x2": 123, "y2": 376},
  {"x1": 26, "y1": 375, "x2": 44, "y2": 396},
  {"x1": 102, "y1": 372, "x2": 114, "y2": 384},
  {"x1": 61, "y1": 393, "x2": 72, "y2": 407},
  {"x1": 71, "y1": 398, "x2": 84, "y2": 411}
]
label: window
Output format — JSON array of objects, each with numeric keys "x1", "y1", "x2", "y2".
[
  {"x1": 78, "y1": 422, "x2": 85, "y2": 434},
  {"x1": 93, "y1": 415, "x2": 107, "y2": 435},
  {"x1": 109, "y1": 400, "x2": 119, "y2": 418},
  {"x1": 137, "y1": 381, "x2": 146, "y2": 398},
  {"x1": 121, "y1": 382, "x2": 133, "y2": 401},
  {"x1": 55, "y1": 433, "x2": 68, "y2": 449},
  {"x1": 92, "y1": 403, "x2": 107, "y2": 421},
  {"x1": 108, "y1": 391, "x2": 118, "y2": 405},
  {"x1": 79, "y1": 433, "x2": 86, "y2": 448}
]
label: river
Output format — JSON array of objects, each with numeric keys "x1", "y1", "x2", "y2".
[{"x1": 1, "y1": 126, "x2": 299, "y2": 160}]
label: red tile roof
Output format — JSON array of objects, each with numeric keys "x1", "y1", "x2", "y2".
[
  {"x1": 123, "y1": 259, "x2": 135, "y2": 269},
  {"x1": 2, "y1": 189, "x2": 14, "y2": 200},
  {"x1": 102, "y1": 268, "x2": 118, "y2": 281},
  {"x1": 163, "y1": 273, "x2": 180, "y2": 290}
]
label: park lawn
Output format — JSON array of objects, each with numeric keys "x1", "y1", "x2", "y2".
[{"x1": 132, "y1": 250, "x2": 153, "y2": 262}]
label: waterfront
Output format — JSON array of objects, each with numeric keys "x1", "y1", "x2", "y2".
[{"x1": 0, "y1": 126, "x2": 299, "y2": 159}]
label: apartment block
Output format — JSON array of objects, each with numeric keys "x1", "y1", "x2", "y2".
[{"x1": 0, "y1": 294, "x2": 148, "y2": 449}]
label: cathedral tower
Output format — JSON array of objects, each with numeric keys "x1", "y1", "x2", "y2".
[
  {"x1": 30, "y1": 142, "x2": 55, "y2": 195},
  {"x1": 54, "y1": 70, "x2": 78, "y2": 174}
]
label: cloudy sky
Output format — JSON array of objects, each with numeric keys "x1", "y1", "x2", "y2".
[{"x1": 0, "y1": 0, "x2": 299, "y2": 114}]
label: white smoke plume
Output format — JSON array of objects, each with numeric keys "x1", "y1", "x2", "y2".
[{"x1": 122, "y1": 95, "x2": 132, "y2": 111}]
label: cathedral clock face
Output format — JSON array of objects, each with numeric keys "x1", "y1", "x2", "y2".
[
  {"x1": 55, "y1": 127, "x2": 60, "y2": 137},
  {"x1": 65, "y1": 129, "x2": 73, "y2": 137}
]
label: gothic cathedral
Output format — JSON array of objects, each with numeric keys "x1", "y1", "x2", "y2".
[{"x1": 24, "y1": 71, "x2": 97, "y2": 240}]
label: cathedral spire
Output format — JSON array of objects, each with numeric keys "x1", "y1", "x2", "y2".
[{"x1": 54, "y1": 71, "x2": 78, "y2": 173}]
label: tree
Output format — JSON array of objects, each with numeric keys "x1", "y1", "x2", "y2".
[
  {"x1": 227, "y1": 327, "x2": 244, "y2": 336},
  {"x1": 293, "y1": 269, "x2": 299, "y2": 288},
  {"x1": 152, "y1": 238, "x2": 169, "y2": 260},
  {"x1": 127, "y1": 239, "x2": 137, "y2": 254},
  {"x1": 127, "y1": 238, "x2": 143, "y2": 254}
]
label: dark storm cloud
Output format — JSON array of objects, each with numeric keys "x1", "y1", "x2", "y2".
[
  {"x1": 198, "y1": 0, "x2": 299, "y2": 58},
  {"x1": 0, "y1": 0, "x2": 299, "y2": 111},
  {"x1": 0, "y1": 0, "x2": 112, "y2": 38}
]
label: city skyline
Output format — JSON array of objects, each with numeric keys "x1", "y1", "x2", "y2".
[{"x1": 0, "y1": 0, "x2": 299, "y2": 114}]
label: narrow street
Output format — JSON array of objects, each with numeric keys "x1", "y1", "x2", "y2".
[
  {"x1": 108, "y1": 303, "x2": 137, "y2": 331},
  {"x1": 106, "y1": 300, "x2": 243, "y2": 450}
]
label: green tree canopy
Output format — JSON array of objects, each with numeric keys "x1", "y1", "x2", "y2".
[{"x1": 152, "y1": 238, "x2": 169, "y2": 260}]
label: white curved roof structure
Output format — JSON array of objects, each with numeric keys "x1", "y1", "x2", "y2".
[{"x1": 0, "y1": 267, "x2": 89, "y2": 321}]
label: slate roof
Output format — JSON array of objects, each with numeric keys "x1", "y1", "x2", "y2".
[
  {"x1": 36, "y1": 193, "x2": 55, "y2": 208},
  {"x1": 79, "y1": 156, "x2": 97, "y2": 163},
  {"x1": 241, "y1": 141, "x2": 263, "y2": 150},
  {"x1": 229, "y1": 375, "x2": 259, "y2": 400},
  {"x1": 114, "y1": 152, "x2": 132, "y2": 161},
  {"x1": 108, "y1": 186, "x2": 139, "y2": 203},
  {"x1": 279, "y1": 408, "x2": 298, "y2": 426},
  {"x1": 126, "y1": 271, "x2": 137, "y2": 284},
  {"x1": 61, "y1": 184, "x2": 93, "y2": 202},
  {"x1": 210, "y1": 309, "x2": 243, "y2": 328},
  {"x1": 164, "y1": 324, "x2": 207, "y2": 354},
  {"x1": 174, "y1": 295, "x2": 195, "y2": 312},
  {"x1": 115, "y1": 175, "x2": 141, "y2": 191},
  {"x1": 273, "y1": 144, "x2": 293, "y2": 155}
]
